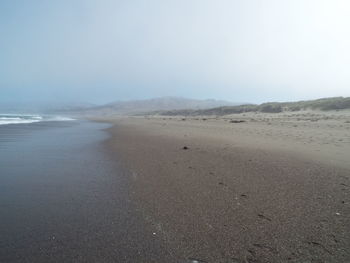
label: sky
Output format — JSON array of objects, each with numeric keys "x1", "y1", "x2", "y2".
[{"x1": 1, "y1": 0, "x2": 350, "y2": 105}]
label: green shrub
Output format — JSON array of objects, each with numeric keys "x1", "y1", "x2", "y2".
[{"x1": 259, "y1": 104, "x2": 283, "y2": 113}]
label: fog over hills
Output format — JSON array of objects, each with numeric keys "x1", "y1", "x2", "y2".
[
  {"x1": 0, "y1": 102, "x2": 97, "y2": 114},
  {"x1": 69, "y1": 97, "x2": 239, "y2": 115},
  {"x1": 158, "y1": 96, "x2": 350, "y2": 116},
  {"x1": 55, "y1": 96, "x2": 350, "y2": 116}
]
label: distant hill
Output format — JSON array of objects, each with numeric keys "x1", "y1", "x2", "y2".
[
  {"x1": 158, "y1": 97, "x2": 350, "y2": 116},
  {"x1": 76, "y1": 97, "x2": 238, "y2": 115}
]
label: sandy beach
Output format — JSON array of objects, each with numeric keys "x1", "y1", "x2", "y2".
[
  {"x1": 103, "y1": 111, "x2": 350, "y2": 262},
  {"x1": 4, "y1": 0, "x2": 350, "y2": 261}
]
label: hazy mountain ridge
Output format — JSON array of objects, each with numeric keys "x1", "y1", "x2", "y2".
[
  {"x1": 70, "y1": 97, "x2": 239, "y2": 115},
  {"x1": 157, "y1": 97, "x2": 350, "y2": 116},
  {"x1": 48, "y1": 96, "x2": 350, "y2": 116}
]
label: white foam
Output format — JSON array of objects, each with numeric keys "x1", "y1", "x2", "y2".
[
  {"x1": 0, "y1": 115, "x2": 75, "y2": 126},
  {"x1": 0, "y1": 117, "x2": 22, "y2": 120},
  {"x1": 0, "y1": 119, "x2": 41, "y2": 125}
]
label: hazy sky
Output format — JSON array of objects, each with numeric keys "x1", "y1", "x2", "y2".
[{"x1": 1, "y1": 0, "x2": 350, "y2": 105}]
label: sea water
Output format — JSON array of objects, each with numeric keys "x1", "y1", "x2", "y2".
[{"x1": 0, "y1": 114, "x2": 74, "y2": 126}]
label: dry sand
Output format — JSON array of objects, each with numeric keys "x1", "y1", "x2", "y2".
[{"x1": 102, "y1": 111, "x2": 350, "y2": 262}]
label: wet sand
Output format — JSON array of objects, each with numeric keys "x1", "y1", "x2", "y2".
[
  {"x1": 104, "y1": 112, "x2": 350, "y2": 262},
  {"x1": 0, "y1": 121, "x2": 175, "y2": 263}
]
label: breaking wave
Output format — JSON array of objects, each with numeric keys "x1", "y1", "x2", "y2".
[{"x1": 0, "y1": 114, "x2": 75, "y2": 126}]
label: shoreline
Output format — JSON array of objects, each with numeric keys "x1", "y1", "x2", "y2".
[
  {"x1": 0, "y1": 120, "x2": 177, "y2": 263},
  {"x1": 103, "y1": 115, "x2": 350, "y2": 262}
]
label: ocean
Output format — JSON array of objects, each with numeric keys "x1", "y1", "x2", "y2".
[{"x1": 0, "y1": 114, "x2": 74, "y2": 126}]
